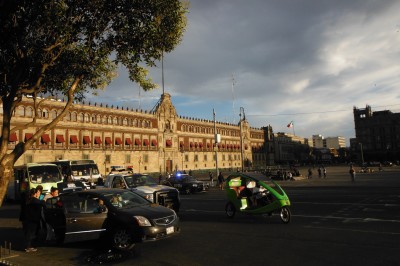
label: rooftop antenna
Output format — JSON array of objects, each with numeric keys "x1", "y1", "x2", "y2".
[
  {"x1": 162, "y1": 51, "x2": 165, "y2": 94},
  {"x1": 231, "y1": 73, "x2": 236, "y2": 123}
]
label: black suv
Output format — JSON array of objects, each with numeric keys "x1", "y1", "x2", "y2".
[
  {"x1": 164, "y1": 174, "x2": 209, "y2": 194},
  {"x1": 45, "y1": 189, "x2": 180, "y2": 251}
]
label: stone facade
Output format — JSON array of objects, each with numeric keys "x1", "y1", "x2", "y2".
[{"x1": 2, "y1": 93, "x2": 268, "y2": 175}]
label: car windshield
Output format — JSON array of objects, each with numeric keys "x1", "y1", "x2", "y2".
[
  {"x1": 28, "y1": 165, "x2": 62, "y2": 184},
  {"x1": 125, "y1": 175, "x2": 157, "y2": 187},
  {"x1": 104, "y1": 191, "x2": 150, "y2": 209},
  {"x1": 71, "y1": 163, "x2": 100, "y2": 176}
]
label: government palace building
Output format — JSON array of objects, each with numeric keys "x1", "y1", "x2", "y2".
[{"x1": 3, "y1": 93, "x2": 276, "y2": 175}]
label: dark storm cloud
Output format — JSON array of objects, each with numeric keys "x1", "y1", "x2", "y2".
[{"x1": 89, "y1": 0, "x2": 400, "y2": 144}]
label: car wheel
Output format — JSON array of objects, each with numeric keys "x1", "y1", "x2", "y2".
[
  {"x1": 111, "y1": 227, "x2": 136, "y2": 251},
  {"x1": 280, "y1": 206, "x2": 291, "y2": 224},
  {"x1": 225, "y1": 202, "x2": 236, "y2": 218}
]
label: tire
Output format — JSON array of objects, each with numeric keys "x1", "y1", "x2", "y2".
[
  {"x1": 280, "y1": 206, "x2": 291, "y2": 224},
  {"x1": 225, "y1": 202, "x2": 236, "y2": 218},
  {"x1": 111, "y1": 228, "x2": 136, "y2": 251}
]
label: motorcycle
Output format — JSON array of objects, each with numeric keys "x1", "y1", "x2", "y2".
[{"x1": 224, "y1": 172, "x2": 291, "y2": 223}]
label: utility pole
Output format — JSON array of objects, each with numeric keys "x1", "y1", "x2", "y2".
[
  {"x1": 239, "y1": 107, "x2": 245, "y2": 172},
  {"x1": 213, "y1": 109, "x2": 219, "y2": 177}
]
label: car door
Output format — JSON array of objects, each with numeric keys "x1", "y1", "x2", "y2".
[{"x1": 61, "y1": 193, "x2": 108, "y2": 243}]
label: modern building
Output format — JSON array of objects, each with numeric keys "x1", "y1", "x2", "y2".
[
  {"x1": 312, "y1": 134, "x2": 346, "y2": 149},
  {"x1": 353, "y1": 105, "x2": 400, "y2": 161}
]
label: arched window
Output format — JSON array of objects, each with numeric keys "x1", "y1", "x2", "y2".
[
  {"x1": 123, "y1": 118, "x2": 128, "y2": 126},
  {"x1": 16, "y1": 106, "x2": 25, "y2": 116},
  {"x1": 79, "y1": 113, "x2": 84, "y2": 122},
  {"x1": 51, "y1": 110, "x2": 57, "y2": 120},
  {"x1": 113, "y1": 117, "x2": 118, "y2": 125},
  {"x1": 97, "y1": 115, "x2": 101, "y2": 124},
  {"x1": 108, "y1": 116, "x2": 112, "y2": 124},
  {"x1": 85, "y1": 113, "x2": 90, "y2": 122},
  {"x1": 65, "y1": 112, "x2": 71, "y2": 121},
  {"x1": 91, "y1": 114, "x2": 96, "y2": 123},
  {"x1": 72, "y1": 112, "x2": 78, "y2": 122}
]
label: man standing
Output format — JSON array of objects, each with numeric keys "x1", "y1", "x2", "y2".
[
  {"x1": 22, "y1": 187, "x2": 45, "y2": 252},
  {"x1": 349, "y1": 165, "x2": 356, "y2": 182},
  {"x1": 43, "y1": 187, "x2": 59, "y2": 242}
]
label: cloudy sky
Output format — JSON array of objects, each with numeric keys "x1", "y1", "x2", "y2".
[{"x1": 88, "y1": 0, "x2": 400, "y2": 146}]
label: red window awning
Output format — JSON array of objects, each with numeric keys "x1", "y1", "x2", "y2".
[
  {"x1": 115, "y1": 137, "x2": 122, "y2": 145},
  {"x1": 105, "y1": 137, "x2": 112, "y2": 144},
  {"x1": 41, "y1": 134, "x2": 51, "y2": 143},
  {"x1": 222, "y1": 144, "x2": 225, "y2": 148},
  {"x1": 94, "y1": 136, "x2": 102, "y2": 144},
  {"x1": 199, "y1": 142, "x2": 203, "y2": 148},
  {"x1": 151, "y1": 139, "x2": 158, "y2": 146},
  {"x1": 190, "y1": 142, "x2": 194, "y2": 148},
  {"x1": 245, "y1": 144, "x2": 248, "y2": 150},
  {"x1": 125, "y1": 138, "x2": 132, "y2": 145},
  {"x1": 135, "y1": 138, "x2": 141, "y2": 145},
  {"x1": 25, "y1": 133, "x2": 33, "y2": 141},
  {"x1": 194, "y1": 142, "x2": 198, "y2": 148},
  {"x1": 56, "y1": 134, "x2": 65, "y2": 143},
  {"x1": 9, "y1": 132, "x2": 18, "y2": 142},
  {"x1": 166, "y1": 140, "x2": 172, "y2": 147},
  {"x1": 206, "y1": 143, "x2": 211, "y2": 148},
  {"x1": 143, "y1": 139, "x2": 149, "y2": 146},
  {"x1": 83, "y1": 136, "x2": 91, "y2": 144},
  {"x1": 70, "y1": 135, "x2": 78, "y2": 144}
]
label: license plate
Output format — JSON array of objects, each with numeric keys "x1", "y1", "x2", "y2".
[{"x1": 166, "y1": 226, "x2": 174, "y2": 235}]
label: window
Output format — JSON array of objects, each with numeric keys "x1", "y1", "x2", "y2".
[
  {"x1": 105, "y1": 155, "x2": 111, "y2": 163},
  {"x1": 125, "y1": 155, "x2": 131, "y2": 164},
  {"x1": 204, "y1": 155, "x2": 207, "y2": 161},
  {"x1": 185, "y1": 154, "x2": 189, "y2": 162},
  {"x1": 194, "y1": 155, "x2": 198, "y2": 162},
  {"x1": 82, "y1": 154, "x2": 89, "y2": 160},
  {"x1": 142, "y1": 154, "x2": 148, "y2": 163}
]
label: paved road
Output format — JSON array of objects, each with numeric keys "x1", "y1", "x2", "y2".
[{"x1": 1, "y1": 166, "x2": 399, "y2": 265}]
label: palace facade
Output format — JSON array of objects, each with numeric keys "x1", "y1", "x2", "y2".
[{"x1": 2, "y1": 93, "x2": 272, "y2": 175}]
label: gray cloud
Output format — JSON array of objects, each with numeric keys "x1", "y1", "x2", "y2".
[{"x1": 87, "y1": 0, "x2": 400, "y2": 145}]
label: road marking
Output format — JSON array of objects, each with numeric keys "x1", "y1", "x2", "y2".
[
  {"x1": 304, "y1": 225, "x2": 400, "y2": 235},
  {"x1": 294, "y1": 214, "x2": 400, "y2": 223}
]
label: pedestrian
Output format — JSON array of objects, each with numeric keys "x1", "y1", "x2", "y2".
[
  {"x1": 159, "y1": 173, "x2": 163, "y2": 184},
  {"x1": 217, "y1": 172, "x2": 225, "y2": 190},
  {"x1": 308, "y1": 168, "x2": 313, "y2": 179},
  {"x1": 21, "y1": 187, "x2": 46, "y2": 252},
  {"x1": 323, "y1": 167, "x2": 327, "y2": 178},
  {"x1": 43, "y1": 187, "x2": 59, "y2": 242},
  {"x1": 287, "y1": 171, "x2": 293, "y2": 181},
  {"x1": 209, "y1": 171, "x2": 214, "y2": 187},
  {"x1": 318, "y1": 167, "x2": 322, "y2": 178},
  {"x1": 188, "y1": 169, "x2": 192, "y2": 176},
  {"x1": 349, "y1": 165, "x2": 356, "y2": 182}
]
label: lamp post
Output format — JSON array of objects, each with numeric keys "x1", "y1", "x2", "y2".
[
  {"x1": 181, "y1": 148, "x2": 185, "y2": 171},
  {"x1": 213, "y1": 109, "x2": 219, "y2": 177},
  {"x1": 359, "y1": 143, "x2": 364, "y2": 165},
  {"x1": 239, "y1": 107, "x2": 245, "y2": 172}
]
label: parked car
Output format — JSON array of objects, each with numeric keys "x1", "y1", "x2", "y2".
[
  {"x1": 44, "y1": 188, "x2": 180, "y2": 251},
  {"x1": 104, "y1": 173, "x2": 180, "y2": 212},
  {"x1": 163, "y1": 173, "x2": 209, "y2": 194}
]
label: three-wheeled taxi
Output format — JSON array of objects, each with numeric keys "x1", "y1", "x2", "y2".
[{"x1": 224, "y1": 172, "x2": 291, "y2": 223}]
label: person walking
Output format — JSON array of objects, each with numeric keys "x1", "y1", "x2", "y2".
[
  {"x1": 318, "y1": 167, "x2": 322, "y2": 178},
  {"x1": 323, "y1": 167, "x2": 327, "y2": 178},
  {"x1": 349, "y1": 165, "x2": 356, "y2": 182},
  {"x1": 307, "y1": 168, "x2": 313, "y2": 179},
  {"x1": 21, "y1": 187, "x2": 46, "y2": 252},
  {"x1": 209, "y1": 171, "x2": 214, "y2": 187},
  {"x1": 217, "y1": 172, "x2": 225, "y2": 190}
]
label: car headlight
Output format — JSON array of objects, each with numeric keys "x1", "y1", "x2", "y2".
[
  {"x1": 144, "y1": 193, "x2": 154, "y2": 202},
  {"x1": 134, "y1": 216, "x2": 152, "y2": 227}
]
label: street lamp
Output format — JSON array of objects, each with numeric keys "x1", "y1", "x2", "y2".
[
  {"x1": 181, "y1": 148, "x2": 185, "y2": 171},
  {"x1": 359, "y1": 143, "x2": 364, "y2": 165},
  {"x1": 239, "y1": 107, "x2": 245, "y2": 172}
]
